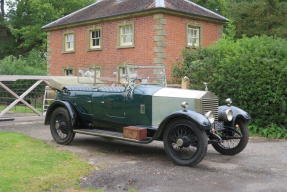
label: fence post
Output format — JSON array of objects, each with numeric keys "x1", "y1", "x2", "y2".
[{"x1": 181, "y1": 76, "x2": 190, "y2": 89}]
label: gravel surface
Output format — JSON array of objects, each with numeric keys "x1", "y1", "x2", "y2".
[{"x1": 0, "y1": 121, "x2": 287, "y2": 192}]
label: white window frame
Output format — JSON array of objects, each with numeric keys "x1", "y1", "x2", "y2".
[
  {"x1": 64, "y1": 68, "x2": 73, "y2": 76},
  {"x1": 187, "y1": 25, "x2": 200, "y2": 48},
  {"x1": 119, "y1": 23, "x2": 134, "y2": 47},
  {"x1": 90, "y1": 29, "x2": 101, "y2": 49},
  {"x1": 90, "y1": 66, "x2": 101, "y2": 78},
  {"x1": 64, "y1": 33, "x2": 75, "y2": 52}
]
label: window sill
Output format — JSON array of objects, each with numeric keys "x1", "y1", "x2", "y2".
[
  {"x1": 117, "y1": 45, "x2": 135, "y2": 49},
  {"x1": 186, "y1": 46, "x2": 200, "y2": 50},
  {"x1": 63, "y1": 50, "x2": 75, "y2": 54},
  {"x1": 88, "y1": 48, "x2": 102, "y2": 52}
]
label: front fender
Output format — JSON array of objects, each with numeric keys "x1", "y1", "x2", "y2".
[
  {"x1": 154, "y1": 110, "x2": 211, "y2": 140},
  {"x1": 44, "y1": 100, "x2": 77, "y2": 127},
  {"x1": 219, "y1": 105, "x2": 251, "y2": 125}
]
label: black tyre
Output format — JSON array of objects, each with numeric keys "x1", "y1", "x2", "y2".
[
  {"x1": 50, "y1": 107, "x2": 75, "y2": 145},
  {"x1": 163, "y1": 119, "x2": 208, "y2": 166},
  {"x1": 212, "y1": 121, "x2": 249, "y2": 155}
]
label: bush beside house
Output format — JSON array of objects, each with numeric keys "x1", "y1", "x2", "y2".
[{"x1": 174, "y1": 36, "x2": 287, "y2": 138}]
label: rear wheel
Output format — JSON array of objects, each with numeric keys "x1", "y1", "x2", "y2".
[
  {"x1": 212, "y1": 121, "x2": 249, "y2": 155},
  {"x1": 163, "y1": 119, "x2": 208, "y2": 166},
  {"x1": 50, "y1": 107, "x2": 75, "y2": 145}
]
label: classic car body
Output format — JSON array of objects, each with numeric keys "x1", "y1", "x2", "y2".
[{"x1": 45, "y1": 66, "x2": 251, "y2": 166}]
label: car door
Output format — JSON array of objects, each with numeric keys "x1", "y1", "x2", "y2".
[
  {"x1": 103, "y1": 92, "x2": 126, "y2": 121},
  {"x1": 91, "y1": 87, "x2": 128, "y2": 126},
  {"x1": 74, "y1": 91, "x2": 93, "y2": 115}
]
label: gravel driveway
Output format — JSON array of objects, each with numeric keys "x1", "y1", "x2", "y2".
[{"x1": 1, "y1": 120, "x2": 287, "y2": 192}]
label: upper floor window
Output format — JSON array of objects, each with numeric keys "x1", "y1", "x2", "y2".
[
  {"x1": 64, "y1": 33, "x2": 75, "y2": 52},
  {"x1": 119, "y1": 23, "x2": 134, "y2": 47},
  {"x1": 90, "y1": 29, "x2": 101, "y2": 49},
  {"x1": 187, "y1": 25, "x2": 200, "y2": 48}
]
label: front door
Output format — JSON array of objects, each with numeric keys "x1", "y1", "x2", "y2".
[
  {"x1": 91, "y1": 90, "x2": 128, "y2": 129},
  {"x1": 102, "y1": 92, "x2": 127, "y2": 124}
]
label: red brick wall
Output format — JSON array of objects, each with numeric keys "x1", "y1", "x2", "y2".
[
  {"x1": 48, "y1": 14, "x2": 223, "y2": 80},
  {"x1": 48, "y1": 15, "x2": 156, "y2": 77},
  {"x1": 163, "y1": 14, "x2": 223, "y2": 80}
]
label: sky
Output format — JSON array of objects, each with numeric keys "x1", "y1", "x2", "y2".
[{"x1": 4, "y1": 0, "x2": 14, "y2": 14}]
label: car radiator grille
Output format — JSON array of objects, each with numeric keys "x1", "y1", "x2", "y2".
[{"x1": 202, "y1": 98, "x2": 219, "y2": 121}]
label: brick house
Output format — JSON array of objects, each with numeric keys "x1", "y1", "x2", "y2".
[{"x1": 43, "y1": 0, "x2": 227, "y2": 80}]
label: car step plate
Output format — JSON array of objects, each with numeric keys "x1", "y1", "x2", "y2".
[{"x1": 73, "y1": 129, "x2": 153, "y2": 144}]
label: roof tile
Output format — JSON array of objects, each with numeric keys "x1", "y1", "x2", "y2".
[{"x1": 43, "y1": 0, "x2": 227, "y2": 30}]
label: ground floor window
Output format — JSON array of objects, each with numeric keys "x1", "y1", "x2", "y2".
[{"x1": 64, "y1": 68, "x2": 73, "y2": 76}]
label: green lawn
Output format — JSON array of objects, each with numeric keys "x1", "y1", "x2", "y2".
[
  {"x1": 0, "y1": 132, "x2": 93, "y2": 192},
  {"x1": 0, "y1": 105, "x2": 43, "y2": 113}
]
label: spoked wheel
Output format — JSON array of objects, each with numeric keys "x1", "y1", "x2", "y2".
[
  {"x1": 163, "y1": 119, "x2": 208, "y2": 166},
  {"x1": 212, "y1": 121, "x2": 249, "y2": 155},
  {"x1": 50, "y1": 107, "x2": 75, "y2": 145}
]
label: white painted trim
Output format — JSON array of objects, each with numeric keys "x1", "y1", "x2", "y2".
[
  {"x1": 155, "y1": 0, "x2": 165, "y2": 8},
  {"x1": 183, "y1": 0, "x2": 228, "y2": 21},
  {"x1": 42, "y1": 0, "x2": 103, "y2": 29}
]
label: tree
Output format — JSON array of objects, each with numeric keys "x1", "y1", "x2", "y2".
[
  {"x1": 5, "y1": 0, "x2": 96, "y2": 55},
  {"x1": 191, "y1": 0, "x2": 228, "y2": 15},
  {"x1": 0, "y1": 0, "x2": 4, "y2": 21},
  {"x1": 227, "y1": 0, "x2": 287, "y2": 38}
]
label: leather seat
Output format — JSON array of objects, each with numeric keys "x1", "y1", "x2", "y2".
[
  {"x1": 64, "y1": 86, "x2": 95, "y2": 91},
  {"x1": 98, "y1": 86, "x2": 125, "y2": 93}
]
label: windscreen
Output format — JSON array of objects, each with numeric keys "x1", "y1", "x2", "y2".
[
  {"x1": 77, "y1": 65, "x2": 167, "y2": 86},
  {"x1": 124, "y1": 66, "x2": 167, "y2": 86}
]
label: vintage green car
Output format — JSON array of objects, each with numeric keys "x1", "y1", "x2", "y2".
[{"x1": 45, "y1": 66, "x2": 251, "y2": 166}]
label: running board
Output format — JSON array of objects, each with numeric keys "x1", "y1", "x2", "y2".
[{"x1": 73, "y1": 129, "x2": 153, "y2": 144}]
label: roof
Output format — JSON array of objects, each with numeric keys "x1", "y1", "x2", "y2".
[{"x1": 43, "y1": 0, "x2": 228, "y2": 30}]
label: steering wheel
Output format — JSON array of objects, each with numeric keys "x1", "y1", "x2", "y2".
[{"x1": 131, "y1": 78, "x2": 143, "y2": 84}]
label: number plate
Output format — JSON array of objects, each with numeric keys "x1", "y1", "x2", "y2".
[{"x1": 213, "y1": 122, "x2": 224, "y2": 131}]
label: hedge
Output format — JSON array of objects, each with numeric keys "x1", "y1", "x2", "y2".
[{"x1": 173, "y1": 36, "x2": 287, "y2": 128}]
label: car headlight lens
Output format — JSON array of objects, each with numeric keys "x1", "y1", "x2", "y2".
[
  {"x1": 225, "y1": 109, "x2": 233, "y2": 121},
  {"x1": 205, "y1": 111, "x2": 215, "y2": 124},
  {"x1": 218, "y1": 109, "x2": 234, "y2": 122}
]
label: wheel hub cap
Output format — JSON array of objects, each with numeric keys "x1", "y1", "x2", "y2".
[{"x1": 176, "y1": 138, "x2": 184, "y2": 147}]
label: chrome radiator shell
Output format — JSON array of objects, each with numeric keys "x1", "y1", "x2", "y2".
[{"x1": 201, "y1": 92, "x2": 219, "y2": 121}]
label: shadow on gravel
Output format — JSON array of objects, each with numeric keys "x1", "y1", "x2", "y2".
[{"x1": 71, "y1": 136, "x2": 167, "y2": 158}]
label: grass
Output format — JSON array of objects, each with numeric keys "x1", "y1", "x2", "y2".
[
  {"x1": 249, "y1": 123, "x2": 287, "y2": 139},
  {"x1": 0, "y1": 132, "x2": 92, "y2": 192},
  {"x1": 0, "y1": 105, "x2": 43, "y2": 113}
]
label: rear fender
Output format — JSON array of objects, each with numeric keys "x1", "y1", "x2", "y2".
[
  {"x1": 154, "y1": 110, "x2": 211, "y2": 140},
  {"x1": 44, "y1": 100, "x2": 77, "y2": 127}
]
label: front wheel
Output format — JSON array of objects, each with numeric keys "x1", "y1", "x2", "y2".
[
  {"x1": 163, "y1": 119, "x2": 208, "y2": 166},
  {"x1": 212, "y1": 121, "x2": 249, "y2": 155},
  {"x1": 50, "y1": 107, "x2": 75, "y2": 145}
]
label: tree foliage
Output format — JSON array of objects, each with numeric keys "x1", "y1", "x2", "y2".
[
  {"x1": 227, "y1": 0, "x2": 287, "y2": 38},
  {"x1": 191, "y1": 0, "x2": 228, "y2": 15},
  {"x1": 4, "y1": 0, "x2": 95, "y2": 55},
  {"x1": 0, "y1": 0, "x2": 4, "y2": 21},
  {"x1": 174, "y1": 36, "x2": 287, "y2": 127},
  {"x1": 191, "y1": 0, "x2": 287, "y2": 39},
  {"x1": 0, "y1": 49, "x2": 47, "y2": 75}
]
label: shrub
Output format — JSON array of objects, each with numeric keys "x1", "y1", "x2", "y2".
[
  {"x1": 0, "y1": 49, "x2": 47, "y2": 75},
  {"x1": 249, "y1": 123, "x2": 287, "y2": 139},
  {"x1": 174, "y1": 36, "x2": 287, "y2": 128}
]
